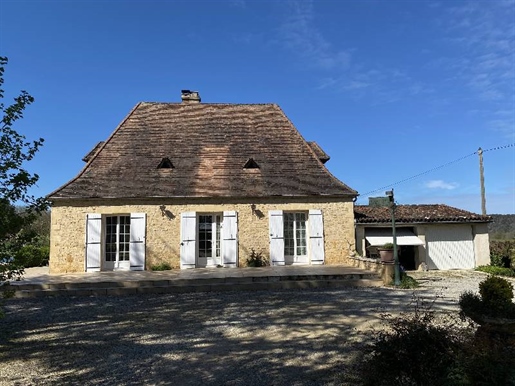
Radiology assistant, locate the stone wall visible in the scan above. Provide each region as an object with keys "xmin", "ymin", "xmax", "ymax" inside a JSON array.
[{"xmin": 50, "ymin": 197, "xmax": 355, "ymax": 273}]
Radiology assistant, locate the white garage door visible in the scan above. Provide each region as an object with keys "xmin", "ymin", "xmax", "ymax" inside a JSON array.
[{"xmin": 426, "ymin": 225, "xmax": 475, "ymax": 270}]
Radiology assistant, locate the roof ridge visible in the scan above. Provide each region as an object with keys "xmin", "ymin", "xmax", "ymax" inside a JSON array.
[{"xmin": 140, "ymin": 101, "xmax": 279, "ymax": 106}]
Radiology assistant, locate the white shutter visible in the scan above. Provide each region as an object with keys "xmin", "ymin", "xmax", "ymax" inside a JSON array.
[
  {"xmin": 309, "ymin": 209, "xmax": 325, "ymax": 265},
  {"xmin": 85, "ymin": 213, "xmax": 102, "ymax": 272},
  {"xmin": 269, "ymin": 210, "xmax": 285, "ymax": 266},
  {"xmin": 130, "ymin": 213, "xmax": 146, "ymax": 271},
  {"xmin": 180, "ymin": 212, "xmax": 197, "ymax": 269},
  {"xmin": 222, "ymin": 211, "xmax": 238, "ymax": 267}
]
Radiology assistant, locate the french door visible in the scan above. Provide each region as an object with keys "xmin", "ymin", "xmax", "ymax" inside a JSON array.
[
  {"xmin": 197, "ymin": 214, "xmax": 222, "ymax": 267},
  {"xmin": 284, "ymin": 212, "xmax": 308, "ymax": 264},
  {"xmin": 104, "ymin": 215, "xmax": 131, "ymax": 270}
]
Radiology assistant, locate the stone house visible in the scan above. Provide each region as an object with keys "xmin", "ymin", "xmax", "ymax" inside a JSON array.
[
  {"xmin": 354, "ymin": 204, "xmax": 491, "ymax": 270},
  {"xmin": 48, "ymin": 91, "xmax": 358, "ymax": 273}
]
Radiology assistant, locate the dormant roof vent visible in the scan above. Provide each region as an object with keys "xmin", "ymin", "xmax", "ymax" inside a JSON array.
[
  {"xmin": 157, "ymin": 157, "xmax": 175, "ymax": 169},
  {"xmin": 181, "ymin": 90, "xmax": 201, "ymax": 104},
  {"xmin": 243, "ymin": 158, "xmax": 260, "ymax": 169}
]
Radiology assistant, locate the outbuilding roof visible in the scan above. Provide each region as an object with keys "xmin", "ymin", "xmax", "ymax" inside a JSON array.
[
  {"xmin": 354, "ymin": 204, "xmax": 491, "ymax": 224},
  {"xmin": 49, "ymin": 101, "xmax": 357, "ymax": 200}
]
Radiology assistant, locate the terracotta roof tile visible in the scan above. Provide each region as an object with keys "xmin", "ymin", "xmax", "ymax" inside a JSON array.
[
  {"xmin": 354, "ymin": 204, "xmax": 491, "ymax": 223},
  {"xmin": 49, "ymin": 102, "xmax": 357, "ymax": 199}
]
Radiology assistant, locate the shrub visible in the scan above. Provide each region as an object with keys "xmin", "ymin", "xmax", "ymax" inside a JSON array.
[
  {"xmin": 246, "ymin": 249, "xmax": 268, "ymax": 267},
  {"xmin": 489, "ymin": 240, "xmax": 515, "ymax": 268},
  {"xmin": 460, "ymin": 276, "xmax": 515, "ymax": 319},
  {"xmin": 358, "ymin": 297, "xmax": 469, "ymax": 386},
  {"xmin": 476, "ymin": 265, "xmax": 515, "ymax": 277},
  {"xmin": 387, "ymin": 270, "xmax": 419, "ymax": 289},
  {"xmin": 399, "ymin": 274, "xmax": 419, "ymax": 289},
  {"xmin": 14, "ymin": 245, "xmax": 49, "ymax": 268},
  {"xmin": 479, "ymin": 275, "xmax": 514, "ymax": 308},
  {"xmin": 458, "ymin": 332, "xmax": 515, "ymax": 386},
  {"xmin": 151, "ymin": 262, "xmax": 172, "ymax": 271},
  {"xmin": 490, "ymin": 252, "xmax": 511, "ymax": 268}
]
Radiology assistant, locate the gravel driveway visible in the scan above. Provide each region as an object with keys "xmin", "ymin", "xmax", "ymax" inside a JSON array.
[{"xmin": 0, "ymin": 270, "xmax": 511, "ymax": 385}]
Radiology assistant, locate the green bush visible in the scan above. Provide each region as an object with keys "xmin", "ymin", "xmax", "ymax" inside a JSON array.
[
  {"xmin": 460, "ymin": 276, "xmax": 515, "ymax": 319},
  {"xmin": 489, "ymin": 240, "xmax": 515, "ymax": 268},
  {"xmin": 358, "ymin": 298, "xmax": 469, "ymax": 386},
  {"xmin": 479, "ymin": 275, "xmax": 514, "ymax": 308},
  {"xmin": 14, "ymin": 245, "xmax": 49, "ymax": 268},
  {"xmin": 151, "ymin": 262, "xmax": 172, "ymax": 271},
  {"xmin": 246, "ymin": 249, "xmax": 269, "ymax": 267},
  {"xmin": 387, "ymin": 270, "xmax": 419, "ymax": 289},
  {"xmin": 399, "ymin": 274, "xmax": 419, "ymax": 289},
  {"xmin": 476, "ymin": 265, "xmax": 515, "ymax": 277}
]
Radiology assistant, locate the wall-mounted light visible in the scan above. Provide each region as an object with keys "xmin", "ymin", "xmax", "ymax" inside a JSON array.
[{"xmin": 159, "ymin": 205, "xmax": 175, "ymax": 220}]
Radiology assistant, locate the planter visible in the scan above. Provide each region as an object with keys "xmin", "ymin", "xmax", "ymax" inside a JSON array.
[{"xmin": 378, "ymin": 248, "xmax": 394, "ymax": 263}]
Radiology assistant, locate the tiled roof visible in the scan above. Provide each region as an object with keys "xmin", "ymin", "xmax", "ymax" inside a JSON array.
[
  {"xmin": 307, "ymin": 141, "xmax": 330, "ymax": 164},
  {"xmin": 49, "ymin": 102, "xmax": 357, "ymax": 199},
  {"xmin": 354, "ymin": 204, "xmax": 491, "ymax": 223}
]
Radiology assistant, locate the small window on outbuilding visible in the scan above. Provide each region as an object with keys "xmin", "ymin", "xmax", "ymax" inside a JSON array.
[
  {"xmin": 243, "ymin": 158, "xmax": 260, "ymax": 169},
  {"xmin": 157, "ymin": 157, "xmax": 174, "ymax": 169}
]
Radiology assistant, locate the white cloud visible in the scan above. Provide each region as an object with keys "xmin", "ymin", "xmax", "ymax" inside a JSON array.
[
  {"xmin": 278, "ymin": 0, "xmax": 351, "ymax": 71},
  {"xmin": 425, "ymin": 180, "xmax": 459, "ymax": 190},
  {"xmin": 432, "ymin": 1, "xmax": 515, "ymax": 129}
]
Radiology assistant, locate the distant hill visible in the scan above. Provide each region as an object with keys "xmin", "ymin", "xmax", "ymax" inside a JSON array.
[{"xmin": 488, "ymin": 214, "xmax": 515, "ymax": 240}]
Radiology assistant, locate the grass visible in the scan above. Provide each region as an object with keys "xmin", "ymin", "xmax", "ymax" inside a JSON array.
[
  {"xmin": 150, "ymin": 262, "xmax": 172, "ymax": 271},
  {"xmin": 475, "ymin": 265, "xmax": 515, "ymax": 277}
]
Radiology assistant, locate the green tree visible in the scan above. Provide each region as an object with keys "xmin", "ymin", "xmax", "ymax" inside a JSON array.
[{"xmin": 0, "ymin": 56, "xmax": 47, "ymax": 298}]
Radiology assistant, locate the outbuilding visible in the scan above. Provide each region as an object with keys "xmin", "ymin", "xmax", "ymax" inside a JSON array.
[{"xmin": 354, "ymin": 204, "xmax": 491, "ymax": 270}]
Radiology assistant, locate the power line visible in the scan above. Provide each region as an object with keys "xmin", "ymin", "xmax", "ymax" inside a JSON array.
[
  {"xmin": 482, "ymin": 143, "xmax": 515, "ymax": 152},
  {"xmin": 358, "ymin": 143, "xmax": 515, "ymax": 199}
]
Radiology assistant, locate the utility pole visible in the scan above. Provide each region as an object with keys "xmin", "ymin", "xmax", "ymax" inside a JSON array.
[
  {"xmin": 386, "ymin": 189, "xmax": 400, "ymax": 286},
  {"xmin": 478, "ymin": 147, "xmax": 486, "ymax": 215}
]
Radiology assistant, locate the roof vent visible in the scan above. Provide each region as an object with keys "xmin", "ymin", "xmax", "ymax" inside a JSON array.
[
  {"xmin": 181, "ymin": 90, "xmax": 201, "ymax": 104},
  {"xmin": 157, "ymin": 157, "xmax": 174, "ymax": 169},
  {"xmin": 243, "ymin": 158, "xmax": 260, "ymax": 169}
]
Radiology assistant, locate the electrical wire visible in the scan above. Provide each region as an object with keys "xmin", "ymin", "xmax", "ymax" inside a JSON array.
[{"xmin": 358, "ymin": 143, "xmax": 515, "ymax": 199}]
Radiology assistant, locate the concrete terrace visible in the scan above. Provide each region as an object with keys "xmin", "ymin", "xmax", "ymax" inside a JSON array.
[{"xmin": 8, "ymin": 265, "xmax": 383, "ymax": 298}]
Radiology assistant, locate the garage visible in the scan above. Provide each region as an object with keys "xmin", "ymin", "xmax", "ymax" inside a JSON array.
[
  {"xmin": 354, "ymin": 204, "xmax": 491, "ymax": 270},
  {"xmin": 425, "ymin": 224, "xmax": 475, "ymax": 270}
]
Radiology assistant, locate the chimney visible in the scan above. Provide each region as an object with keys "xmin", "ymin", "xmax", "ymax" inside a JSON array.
[{"xmin": 181, "ymin": 89, "xmax": 201, "ymax": 104}]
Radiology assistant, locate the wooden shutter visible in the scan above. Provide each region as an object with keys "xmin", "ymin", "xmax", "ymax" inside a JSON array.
[
  {"xmin": 222, "ymin": 211, "xmax": 238, "ymax": 267},
  {"xmin": 180, "ymin": 212, "xmax": 197, "ymax": 269},
  {"xmin": 309, "ymin": 209, "xmax": 325, "ymax": 264},
  {"xmin": 129, "ymin": 213, "xmax": 146, "ymax": 271},
  {"xmin": 85, "ymin": 213, "xmax": 102, "ymax": 272},
  {"xmin": 269, "ymin": 210, "xmax": 285, "ymax": 266}
]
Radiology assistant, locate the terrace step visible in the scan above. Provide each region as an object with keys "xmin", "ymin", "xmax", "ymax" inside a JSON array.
[{"xmin": 9, "ymin": 273, "xmax": 383, "ymax": 298}]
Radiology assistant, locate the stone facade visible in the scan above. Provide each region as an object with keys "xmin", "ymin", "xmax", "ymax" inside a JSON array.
[{"xmin": 50, "ymin": 197, "xmax": 355, "ymax": 273}]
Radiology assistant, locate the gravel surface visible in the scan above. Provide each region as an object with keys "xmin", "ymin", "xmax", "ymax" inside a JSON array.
[{"xmin": 1, "ymin": 270, "xmax": 512, "ymax": 385}]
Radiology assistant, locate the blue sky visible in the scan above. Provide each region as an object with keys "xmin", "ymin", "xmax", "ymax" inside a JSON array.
[{"xmin": 1, "ymin": 0, "xmax": 514, "ymax": 214}]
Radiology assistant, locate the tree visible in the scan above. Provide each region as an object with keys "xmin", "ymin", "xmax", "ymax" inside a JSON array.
[{"xmin": 0, "ymin": 56, "xmax": 47, "ymax": 293}]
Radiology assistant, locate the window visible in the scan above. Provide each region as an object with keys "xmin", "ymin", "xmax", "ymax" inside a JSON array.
[
  {"xmin": 284, "ymin": 212, "xmax": 307, "ymax": 257},
  {"xmin": 105, "ymin": 215, "xmax": 130, "ymax": 263}
]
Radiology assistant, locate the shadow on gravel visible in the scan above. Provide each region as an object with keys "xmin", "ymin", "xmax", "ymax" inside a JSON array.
[{"xmin": 0, "ymin": 287, "xmax": 458, "ymax": 385}]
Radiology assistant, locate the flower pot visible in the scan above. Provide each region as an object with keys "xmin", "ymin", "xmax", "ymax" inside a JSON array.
[{"xmin": 378, "ymin": 248, "xmax": 394, "ymax": 263}]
